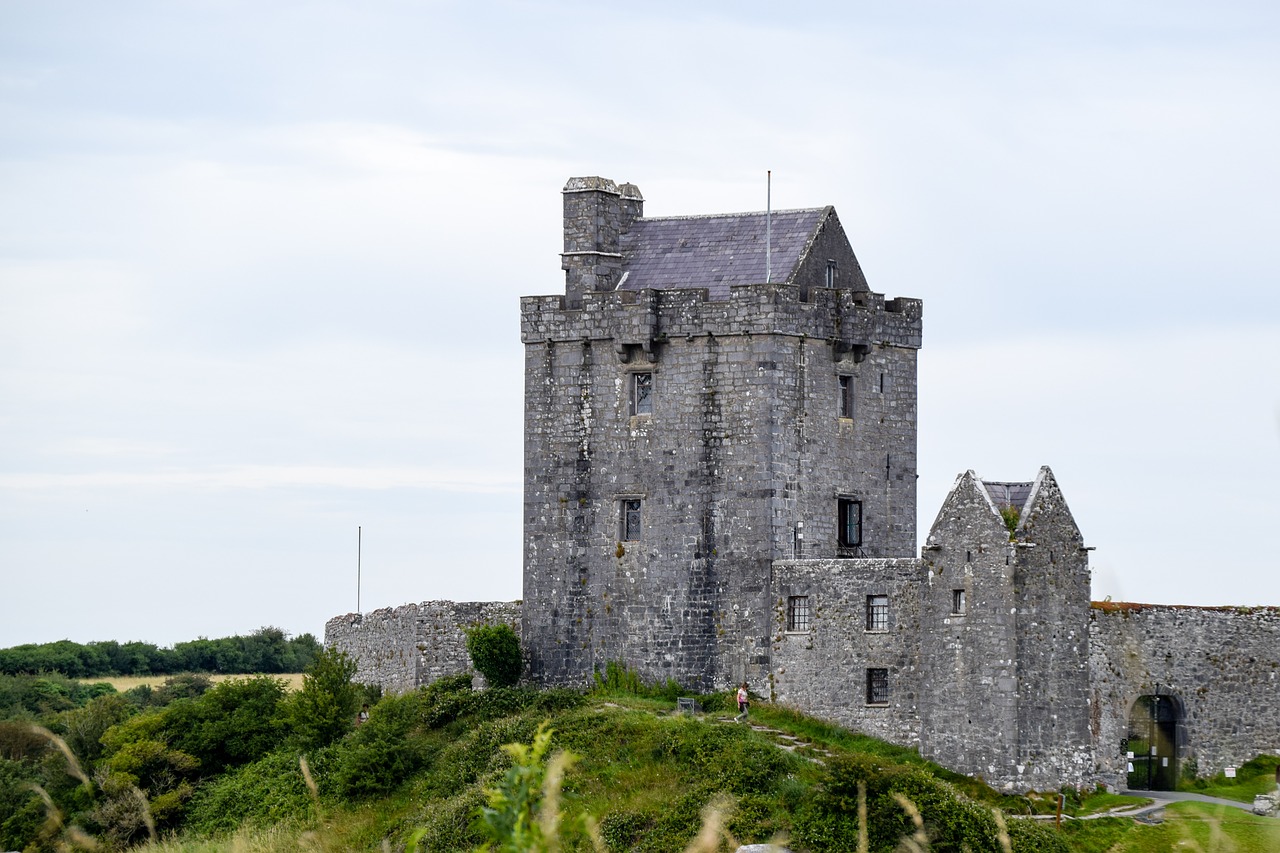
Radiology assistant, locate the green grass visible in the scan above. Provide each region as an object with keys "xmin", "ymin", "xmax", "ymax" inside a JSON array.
[
  {"xmin": 21, "ymin": 677, "xmax": 1280, "ymax": 853},
  {"xmin": 1180, "ymin": 753, "xmax": 1280, "ymax": 803}
]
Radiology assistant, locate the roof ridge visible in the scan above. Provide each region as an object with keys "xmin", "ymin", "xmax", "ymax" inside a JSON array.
[{"xmin": 635, "ymin": 207, "xmax": 826, "ymax": 223}]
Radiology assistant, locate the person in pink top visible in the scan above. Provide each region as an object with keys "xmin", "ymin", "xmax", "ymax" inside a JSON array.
[{"xmin": 735, "ymin": 682, "xmax": 750, "ymax": 723}]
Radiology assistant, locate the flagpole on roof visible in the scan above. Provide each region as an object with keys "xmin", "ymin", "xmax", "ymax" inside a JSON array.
[{"xmin": 766, "ymin": 170, "xmax": 772, "ymax": 284}]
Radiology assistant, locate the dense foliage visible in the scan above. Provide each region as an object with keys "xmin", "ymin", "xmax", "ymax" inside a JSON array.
[
  {"xmin": 466, "ymin": 624, "xmax": 523, "ymax": 688},
  {"xmin": 0, "ymin": 627, "xmax": 321, "ymax": 677},
  {"xmin": 2, "ymin": 654, "xmax": 1263, "ymax": 852}
]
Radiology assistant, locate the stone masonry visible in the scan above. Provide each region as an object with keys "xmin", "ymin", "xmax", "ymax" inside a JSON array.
[
  {"xmin": 522, "ymin": 178, "xmax": 920, "ymax": 693},
  {"xmin": 325, "ymin": 175, "xmax": 1280, "ymax": 793},
  {"xmin": 325, "ymin": 601, "xmax": 519, "ymax": 693}
]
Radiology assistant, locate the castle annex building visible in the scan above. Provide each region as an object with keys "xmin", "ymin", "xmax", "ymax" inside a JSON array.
[{"xmin": 327, "ymin": 177, "xmax": 1280, "ymax": 792}]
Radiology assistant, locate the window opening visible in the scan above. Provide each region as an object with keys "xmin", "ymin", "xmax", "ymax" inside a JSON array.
[
  {"xmin": 866, "ymin": 668, "xmax": 889, "ymax": 705},
  {"xmin": 787, "ymin": 595, "xmax": 811, "ymax": 632},
  {"xmin": 838, "ymin": 498, "xmax": 862, "ymax": 548},
  {"xmin": 838, "ymin": 375, "xmax": 854, "ymax": 419},
  {"xmin": 620, "ymin": 499, "xmax": 642, "ymax": 541},
  {"xmin": 631, "ymin": 372, "xmax": 653, "ymax": 416},
  {"xmin": 952, "ymin": 589, "xmax": 966, "ymax": 615},
  {"xmin": 825, "ymin": 259, "xmax": 837, "ymax": 288},
  {"xmin": 866, "ymin": 595, "xmax": 889, "ymax": 631}
]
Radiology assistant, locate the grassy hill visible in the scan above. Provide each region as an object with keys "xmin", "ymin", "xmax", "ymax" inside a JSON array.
[{"xmin": 7, "ymin": 668, "xmax": 1280, "ymax": 852}]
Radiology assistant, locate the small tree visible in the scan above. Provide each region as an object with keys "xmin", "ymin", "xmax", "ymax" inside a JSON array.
[
  {"xmin": 286, "ymin": 647, "xmax": 360, "ymax": 751},
  {"xmin": 466, "ymin": 624, "xmax": 522, "ymax": 688}
]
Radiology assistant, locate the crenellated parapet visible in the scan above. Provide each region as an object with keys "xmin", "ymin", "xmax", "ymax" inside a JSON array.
[{"xmin": 520, "ymin": 283, "xmax": 922, "ymax": 359}]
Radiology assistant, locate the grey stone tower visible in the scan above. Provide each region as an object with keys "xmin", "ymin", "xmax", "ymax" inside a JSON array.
[
  {"xmin": 521, "ymin": 177, "xmax": 923, "ymax": 691},
  {"xmin": 918, "ymin": 468, "xmax": 1094, "ymax": 789}
]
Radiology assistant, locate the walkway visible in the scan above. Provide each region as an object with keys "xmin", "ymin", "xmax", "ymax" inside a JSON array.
[{"xmin": 1117, "ymin": 789, "xmax": 1260, "ymax": 815}]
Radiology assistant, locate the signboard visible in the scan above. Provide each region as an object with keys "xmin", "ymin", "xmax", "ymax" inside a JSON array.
[{"xmin": 1225, "ymin": 767, "xmax": 1237, "ymax": 778}]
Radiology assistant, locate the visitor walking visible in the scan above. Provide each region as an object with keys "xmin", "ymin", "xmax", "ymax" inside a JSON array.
[{"xmin": 735, "ymin": 682, "xmax": 750, "ymax": 723}]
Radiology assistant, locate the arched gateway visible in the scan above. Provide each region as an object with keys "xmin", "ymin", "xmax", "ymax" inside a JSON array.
[{"xmin": 1126, "ymin": 692, "xmax": 1185, "ymax": 790}]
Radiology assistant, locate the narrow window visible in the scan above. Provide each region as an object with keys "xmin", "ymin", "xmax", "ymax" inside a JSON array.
[
  {"xmin": 838, "ymin": 498, "xmax": 862, "ymax": 549},
  {"xmin": 952, "ymin": 589, "xmax": 967, "ymax": 615},
  {"xmin": 620, "ymin": 499, "xmax": 642, "ymax": 541},
  {"xmin": 786, "ymin": 595, "xmax": 811, "ymax": 632},
  {"xmin": 866, "ymin": 668, "xmax": 889, "ymax": 705},
  {"xmin": 631, "ymin": 372, "xmax": 653, "ymax": 416},
  {"xmin": 866, "ymin": 595, "xmax": 889, "ymax": 631},
  {"xmin": 838, "ymin": 375, "xmax": 854, "ymax": 419},
  {"xmin": 825, "ymin": 259, "xmax": 838, "ymax": 288}
]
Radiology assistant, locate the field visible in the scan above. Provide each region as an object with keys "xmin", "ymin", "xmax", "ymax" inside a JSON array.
[{"xmin": 82, "ymin": 672, "xmax": 307, "ymax": 692}]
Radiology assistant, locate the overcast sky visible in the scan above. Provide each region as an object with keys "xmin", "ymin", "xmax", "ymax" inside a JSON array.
[{"xmin": 2, "ymin": 1, "xmax": 1277, "ymax": 650}]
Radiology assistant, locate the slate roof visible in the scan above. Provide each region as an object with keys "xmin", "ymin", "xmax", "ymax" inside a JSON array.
[
  {"xmin": 981, "ymin": 480, "xmax": 1034, "ymax": 513},
  {"xmin": 617, "ymin": 208, "xmax": 827, "ymax": 301}
]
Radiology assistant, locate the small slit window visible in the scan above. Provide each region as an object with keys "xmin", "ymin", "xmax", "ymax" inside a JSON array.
[
  {"xmin": 838, "ymin": 498, "xmax": 862, "ymax": 549},
  {"xmin": 952, "ymin": 589, "xmax": 966, "ymax": 615},
  {"xmin": 631, "ymin": 372, "xmax": 652, "ymax": 416},
  {"xmin": 838, "ymin": 375, "xmax": 854, "ymax": 419},
  {"xmin": 866, "ymin": 668, "xmax": 889, "ymax": 705},
  {"xmin": 786, "ymin": 595, "xmax": 811, "ymax": 632},
  {"xmin": 620, "ymin": 499, "xmax": 642, "ymax": 541}
]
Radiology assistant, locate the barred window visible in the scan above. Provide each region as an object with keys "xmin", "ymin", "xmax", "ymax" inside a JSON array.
[
  {"xmin": 866, "ymin": 595, "xmax": 889, "ymax": 632},
  {"xmin": 620, "ymin": 499, "xmax": 642, "ymax": 541},
  {"xmin": 866, "ymin": 668, "xmax": 889, "ymax": 705},
  {"xmin": 787, "ymin": 595, "xmax": 811, "ymax": 632}
]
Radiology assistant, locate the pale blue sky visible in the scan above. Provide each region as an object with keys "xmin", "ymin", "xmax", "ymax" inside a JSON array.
[{"xmin": 2, "ymin": 1, "xmax": 1277, "ymax": 648}]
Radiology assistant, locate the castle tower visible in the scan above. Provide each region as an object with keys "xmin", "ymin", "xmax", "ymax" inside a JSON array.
[
  {"xmin": 919, "ymin": 467, "xmax": 1094, "ymax": 789},
  {"xmin": 521, "ymin": 177, "xmax": 923, "ymax": 690}
]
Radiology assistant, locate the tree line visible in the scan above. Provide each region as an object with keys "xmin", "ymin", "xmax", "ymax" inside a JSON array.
[{"xmin": 0, "ymin": 627, "xmax": 321, "ymax": 678}]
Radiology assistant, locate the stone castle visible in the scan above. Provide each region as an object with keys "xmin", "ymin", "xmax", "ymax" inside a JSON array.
[{"xmin": 327, "ymin": 176, "xmax": 1280, "ymax": 792}]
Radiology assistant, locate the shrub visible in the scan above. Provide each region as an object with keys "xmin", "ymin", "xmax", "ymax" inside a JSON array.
[
  {"xmin": 285, "ymin": 647, "xmax": 360, "ymax": 752},
  {"xmin": 163, "ymin": 676, "xmax": 289, "ymax": 774},
  {"xmin": 332, "ymin": 691, "xmax": 439, "ymax": 798},
  {"xmin": 467, "ymin": 624, "xmax": 522, "ymax": 688},
  {"xmin": 184, "ymin": 748, "xmax": 331, "ymax": 834},
  {"xmin": 590, "ymin": 660, "xmax": 684, "ymax": 701},
  {"xmin": 58, "ymin": 692, "xmax": 134, "ymax": 765},
  {"xmin": 792, "ymin": 752, "xmax": 1069, "ymax": 853}
]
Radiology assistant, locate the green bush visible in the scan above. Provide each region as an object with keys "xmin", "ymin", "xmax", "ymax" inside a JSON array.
[
  {"xmin": 466, "ymin": 624, "xmax": 523, "ymax": 688},
  {"xmin": 285, "ymin": 647, "xmax": 360, "ymax": 752},
  {"xmin": 184, "ymin": 748, "xmax": 330, "ymax": 834},
  {"xmin": 333, "ymin": 691, "xmax": 438, "ymax": 798},
  {"xmin": 57, "ymin": 692, "xmax": 134, "ymax": 764},
  {"xmin": 792, "ymin": 752, "xmax": 1069, "ymax": 853},
  {"xmin": 163, "ymin": 676, "xmax": 289, "ymax": 775}
]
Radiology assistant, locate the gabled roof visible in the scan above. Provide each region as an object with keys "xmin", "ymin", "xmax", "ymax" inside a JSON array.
[{"xmin": 617, "ymin": 208, "xmax": 828, "ymax": 301}]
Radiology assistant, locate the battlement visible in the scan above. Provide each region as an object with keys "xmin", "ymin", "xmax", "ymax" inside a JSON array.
[{"xmin": 520, "ymin": 282, "xmax": 922, "ymax": 353}]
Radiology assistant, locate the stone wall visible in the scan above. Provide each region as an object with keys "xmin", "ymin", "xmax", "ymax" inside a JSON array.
[
  {"xmin": 520, "ymin": 282, "xmax": 921, "ymax": 692},
  {"xmin": 771, "ymin": 558, "xmax": 923, "ymax": 748},
  {"xmin": 1090, "ymin": 603, "xmax": 1280, "ymax": 786},
  {"xmin": 325, "ymin": 600, "xmax": 520, "ymax": 694}
]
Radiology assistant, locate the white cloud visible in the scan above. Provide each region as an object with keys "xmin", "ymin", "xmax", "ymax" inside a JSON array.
[{"xmin": 0, "ymin": 465, "xmax": 518, "ymax": 493}]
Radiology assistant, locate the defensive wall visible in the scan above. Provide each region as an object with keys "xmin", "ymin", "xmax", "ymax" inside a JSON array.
[
  {"xmin": 1090, "ymin": 603, "xmax": 1280, "ymax": 784},
  {"xmin": 324, "ymin": 600, "xmax": 519, "ymax": 694}
]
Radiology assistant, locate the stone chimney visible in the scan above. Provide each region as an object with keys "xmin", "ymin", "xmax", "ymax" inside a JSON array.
[{"xmin": 561, "ymin": 177, "xmax": 643, "ymax": 308}]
